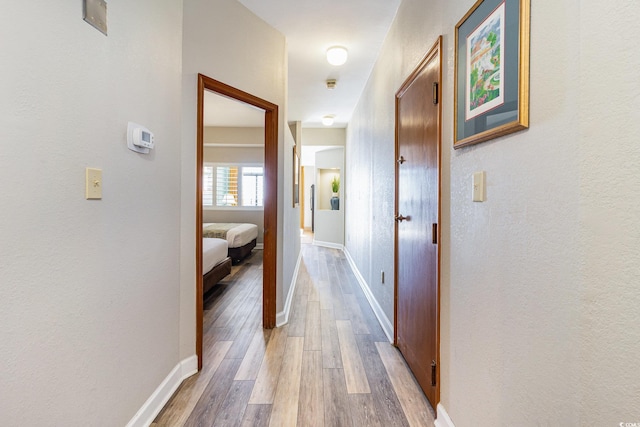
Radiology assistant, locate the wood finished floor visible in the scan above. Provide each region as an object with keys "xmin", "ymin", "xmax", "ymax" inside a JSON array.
[{"xmin": 153, "ymin": 238, "xmax": 435, "ymax": 426}]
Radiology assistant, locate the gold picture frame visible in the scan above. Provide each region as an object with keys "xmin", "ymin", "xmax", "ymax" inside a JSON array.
[{"xmin": 454, "ymin": 0, "xmax": 530, "ymax": 149}]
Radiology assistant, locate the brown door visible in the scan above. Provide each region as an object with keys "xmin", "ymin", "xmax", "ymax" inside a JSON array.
[{"xmin": 394, "ymin": 37, "xmax": 441, "ymax": 409}]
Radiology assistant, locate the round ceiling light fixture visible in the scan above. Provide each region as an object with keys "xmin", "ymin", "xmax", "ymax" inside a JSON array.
[
  {"xmin": 322, "ymin": 115, "xmax": 335, "ymax": 126},
  {"xmin": 326, "ymin": 46, "xmax": 348, "ymax": 66}
]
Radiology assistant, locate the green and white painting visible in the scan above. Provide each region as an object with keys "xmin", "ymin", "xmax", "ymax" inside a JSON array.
[{"xmin": 465, "ymin": 2, "xmax": 505, "ymax": 120}]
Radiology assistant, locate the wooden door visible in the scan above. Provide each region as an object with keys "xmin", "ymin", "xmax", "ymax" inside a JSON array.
[{"xmin": 394, "ymin": 37, "xmax": 442, "ymax": 409}]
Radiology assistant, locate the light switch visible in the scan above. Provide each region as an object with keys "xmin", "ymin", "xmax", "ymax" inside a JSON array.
[
  {"xmin": 86, "ymin": 168, "xmax": 102, "ymax": 199},
  {"xmin": 472, "ymin": 171, "xmax": 485, "ymax": 202}
]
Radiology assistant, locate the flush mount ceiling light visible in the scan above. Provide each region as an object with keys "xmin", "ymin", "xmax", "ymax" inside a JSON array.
[
  {"xmin": 322, "ymin": 115, "xmax": 335, "ymax": 126},
  {"xmin": 326, "ymin": 46, "xmax": 348, "ymax": 66}
]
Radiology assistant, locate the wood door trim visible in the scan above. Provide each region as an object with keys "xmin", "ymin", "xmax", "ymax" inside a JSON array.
[
  {"xmin": 196, "ymin": 74, "xmax": 278, "ymax": 370},
  {"xmin": 393, "ymin": 36, "xmax": 442, "ymax": 404}
]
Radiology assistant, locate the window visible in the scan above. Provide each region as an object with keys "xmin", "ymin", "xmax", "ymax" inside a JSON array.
[{"xmin": 203, "ymin": 163, "xmax": 264, "ymax": 209}]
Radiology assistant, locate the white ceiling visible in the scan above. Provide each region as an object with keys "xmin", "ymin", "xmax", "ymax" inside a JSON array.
[{"xmin": 205, "ymin": 0, "xmax": 401, "ymax": 129}]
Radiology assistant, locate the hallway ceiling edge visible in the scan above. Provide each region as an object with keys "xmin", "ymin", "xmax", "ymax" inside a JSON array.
[{"xmin": 236, "ymin": 0, "xmax": 402, "ymax": 128}]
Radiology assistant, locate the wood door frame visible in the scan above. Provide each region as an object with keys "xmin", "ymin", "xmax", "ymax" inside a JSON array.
[
  {"xmin": 393, "ymin": 36, "xmax": 442, "ymax": 403},
  {"xmin": 300, "ymin": 166, "xmax": 305, "ymax": 228},
  {"xmin": 196, "ymin": 74, "xmax": 278, "ymax": 370}
]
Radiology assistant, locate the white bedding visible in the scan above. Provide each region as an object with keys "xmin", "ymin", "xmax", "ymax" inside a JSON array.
[
  {"xmin": 203, "ymin": 238, "xmax": 228, "ymax": 275},
  {"xmin": 202, "ymin": 223, "xmax": 259, "ymax": 248}
]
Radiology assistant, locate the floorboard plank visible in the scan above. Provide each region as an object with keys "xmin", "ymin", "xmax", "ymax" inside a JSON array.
[
  {"xmin": 322, "ymin": 368, "xmax": 352, "ymax": 427},
  {"xmin": 269, "ymin": 337, "xmax": 304, "ymax": 427},
  {"xmin": 235, "ymin": 328, "xmax": 272, "ymax": 381},
  {"xmin": 330, "ymin": 281, "xmax": 349, "ymax": 321},
  {"xmin": 375, "ymin": 342, "xmax": 435, "ymax": 427},
  {"xmin": 212, "ymin": 380, "xmax": 254, "ymax": 427},
  {"xmin": 211, "ymin": 270, "xmax": 261, "ymax": 331},
  {"xmin": 353, "ymin": 292, "xmax": 389, "ymax": 342},
  {"xmin": 224, "ymin": 292, "xmax": 265, "ymax": 359},
  {"xmin": 304, "ymin": 301, "xmax": 322, "ymax": 351},
  {"xmin": 204, "ymin": 263, "xmax": 256, "ymax": 328},
  {"xmin": 240, "ymin": 404, "xmax": 272, "ymax": 427},
  {"xmin": 343, "ymin": 293, "xmax": 370, "ymax": 335},
  {"xmin": 154, "ymin": 340, "xmax": 232, "ymax": 426},
  {"xmin": 152, "ymin": 377, "xmax": 196, "ymax": 426},
  {"xmin": 287, "ymin": 290, "xmax": 308, "ymax": 337},
  {"xmin": 184, "ymin": 357, "xmax": 242, "ymax": 427},
  {"xmin": 356, "ymin": 335, "xmax": 410, "ymax": 427},
  {"xmin": 248, "ymin": 325, "xmax": 289, "ymax": 404},
  {"xmin": 306, "ymin": 265, "xmax": 320, "ymax": 302},
  {"xmin": 320, "ymin": 308, "xmax": 343, "ymax": 369},
  {"xmin": 317, "ymin": 278, "xmax": 333, "ymax": 311},
  {"xmin": 348, "ymin": 393, "xmax": 384, "ymax": 427},
  {"xmin": 297, "ymin": 351, "xmax": 324, "ymax": 427},
  {"xmin": 336, "ymin": 320, "xmax": 371, "ymax": 394}
]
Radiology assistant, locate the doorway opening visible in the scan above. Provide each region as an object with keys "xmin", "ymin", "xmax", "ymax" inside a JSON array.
[{"xmin": 196, "ymin": 74, "xmax": 278, "ymax": 370}]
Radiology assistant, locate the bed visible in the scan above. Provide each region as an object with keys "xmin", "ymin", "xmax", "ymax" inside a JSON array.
[
  {"xmin": 202, "ymin": 238, "xmax": 232, "ymax": 295},
  {"xmin": 202, "ymin": 223, "xmax": 258, "ymax": 263}
]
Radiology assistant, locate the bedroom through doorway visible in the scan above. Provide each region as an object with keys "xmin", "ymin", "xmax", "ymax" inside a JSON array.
[{"xmin": 196, "ymin": 74, "xmax": 278, "ymax": 371}]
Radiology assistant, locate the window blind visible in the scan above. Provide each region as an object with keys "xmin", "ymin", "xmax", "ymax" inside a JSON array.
[
  {"xmin": 216, "ymin": 166, "xmax": 238, "ymax": 206},
  {"xmin": 202, "ymin": 163, "xmax": 264, "ymax": 208}
]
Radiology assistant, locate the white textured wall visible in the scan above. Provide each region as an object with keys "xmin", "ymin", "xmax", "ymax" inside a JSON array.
[
  {"xmin": 181, "ymin": 0, "xmax": 297, "ymax": 351},
  {"xmin": 0, "ymin": 1, "xmax": 183, "ymax": 425},
  {"xmin": 346, "ymin": 0, "xmax": 640, "ymax": 425},
  {"xmin": 282, "ymin": 127, "xmax": 301, "ymax": 310},
  {"xmin": 578, "ymin": 2, "xmax": 640, "ymax": 422},
  {"xmin": 445, "ymin": 0, "xmax": 583, "ymax": 423}
]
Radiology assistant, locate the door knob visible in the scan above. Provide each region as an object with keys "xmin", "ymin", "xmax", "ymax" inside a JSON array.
[
  {"xmin": 397, "ymin": 156, "xmax": 406, "ymax": 164},
  {"xmin": 395, "ymin": 214, "xmax": 409, "ymax": 222}
]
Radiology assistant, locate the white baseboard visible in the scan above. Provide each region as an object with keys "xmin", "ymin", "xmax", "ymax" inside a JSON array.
[
  {"xmin": 342, "ymin": 248, "xmax": 394, "ymax": 342},
  {"xmin": 276, "ymin": 249, "xmax": 302, "ymax": 326},
  {"xmin": 435, "ymin": 403, "xmax": 456, "ymax": 427},
  {"xmin": 126, "ymin": 355, "xmax": 198, "ymax": 427},
  {"xmin": 312, "ymin": 240, "xmax": 344, "ymax": 250},
  {"xmin": 255, "ymin": 243, "xmax": 264, "ymax": 250}
]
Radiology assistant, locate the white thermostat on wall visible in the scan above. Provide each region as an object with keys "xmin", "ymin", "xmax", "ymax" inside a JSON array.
[{"xmin": 127, "ymin": 122, "xmax": 155, "ymax": 154}]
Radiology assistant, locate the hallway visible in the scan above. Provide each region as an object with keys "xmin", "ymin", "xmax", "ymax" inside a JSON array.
[{"xmin": 153, "ymin": 242, "xmax": 434, "ymax": 426}]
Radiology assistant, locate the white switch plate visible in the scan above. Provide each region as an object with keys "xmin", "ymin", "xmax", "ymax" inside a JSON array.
[
  {"xmin": 86, "ymin": 168, "xmax": 102, "ymax": 199},
  {"xmin": 472, "ymin": 171, "xmax": 485, "ymax": 202}
]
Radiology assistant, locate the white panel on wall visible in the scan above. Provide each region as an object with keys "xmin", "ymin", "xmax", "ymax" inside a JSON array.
[{"xmin": 314, "ymin": 148, "xmax": 344, "ymax": 246}]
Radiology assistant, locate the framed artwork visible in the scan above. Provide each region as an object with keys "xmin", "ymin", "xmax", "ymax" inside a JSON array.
[
  {"xmin": 454, "ymin": 0, "xmax": 530, "ymax": 148},
  {"xmin": 292, "ymin": 145, "xmax": 300, "ymax": 207}
]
